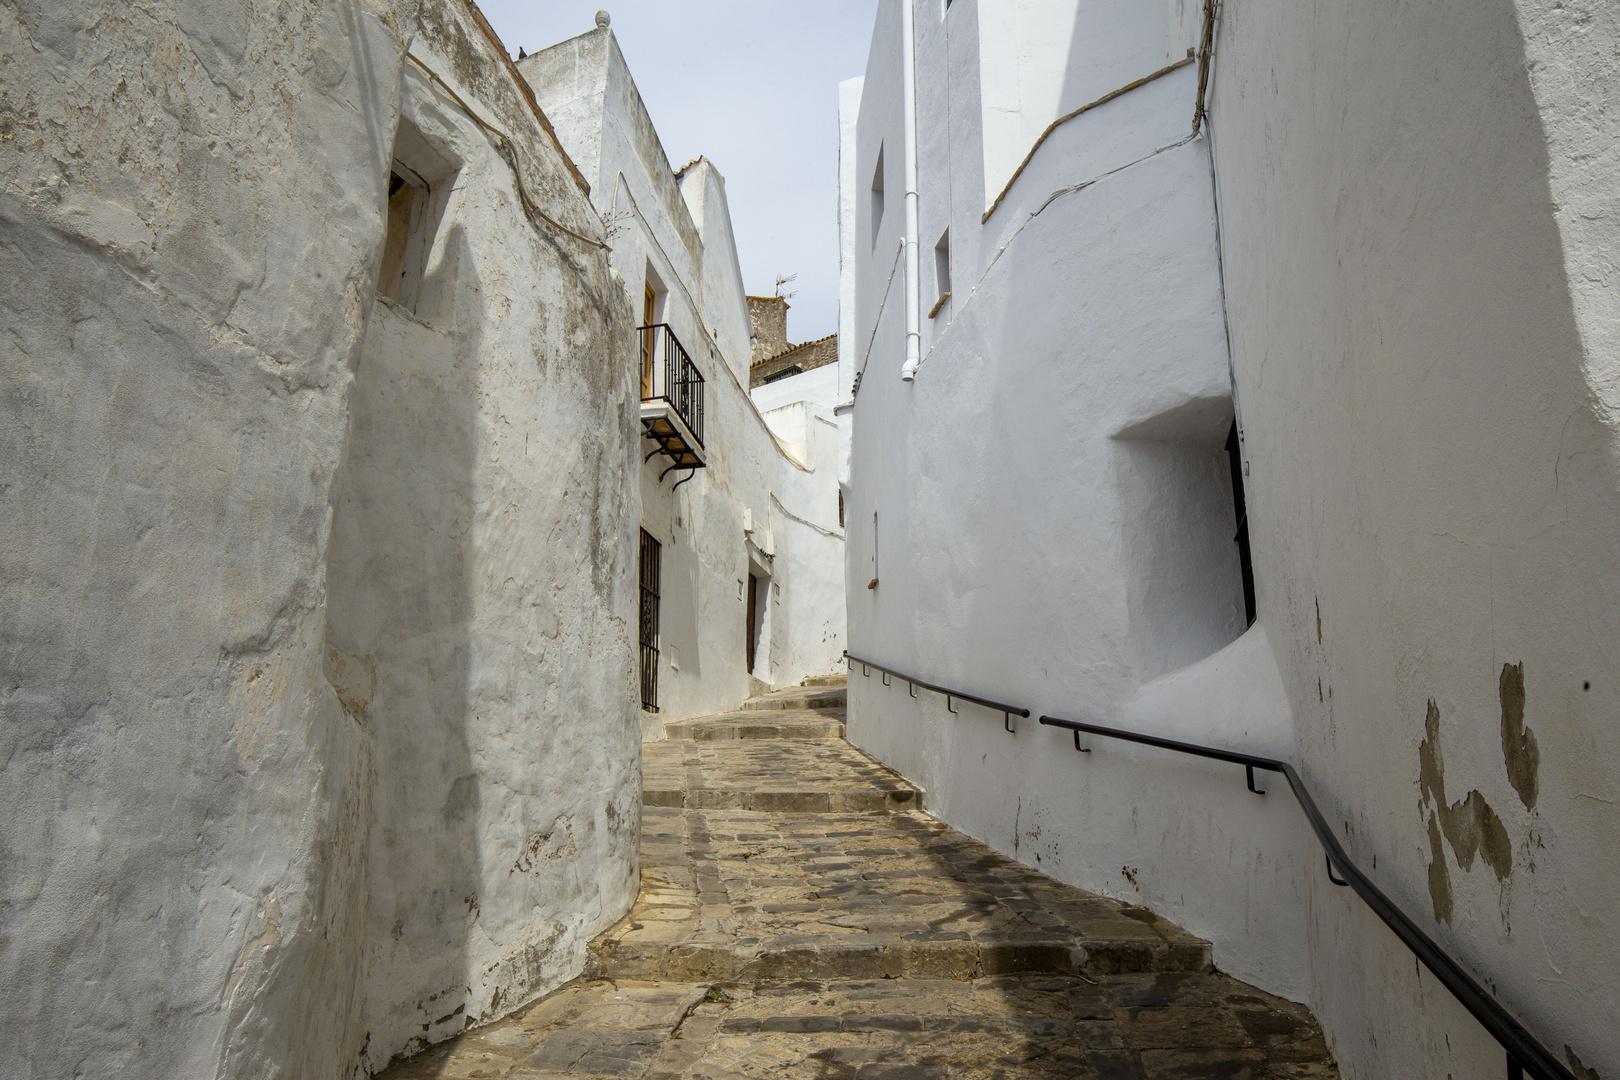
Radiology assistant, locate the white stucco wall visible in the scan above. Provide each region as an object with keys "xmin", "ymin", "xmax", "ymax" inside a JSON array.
[
  {"xmin": 973, "ymin": 0, "xmax": 1202, "ymax": 210},
  {"xmin": 842, "ymin": 0, "xmax": 1316, "ymax": 1009},
  {"xmin": 328, "ymin": 22, "xmax": 643, "ymax": 1070},
  {"xmin": 1, "ymin": 3, "xmax": 642, "ymax": 1077},
  {"xmin": 1205, "ymin": 1, "xmax": 1620, "ymax": 1076},
  {"xmin": 845, "ymin": 0, "xmax": 1620, "ymax": 1076},
  {"xmin": 526, "ymin": 29, "xmax": 846, "ymax": 733},
  {"xmin": 750, "ymin": 363, "xmax": 841, "ymax": 414},
  {"xmin": 836, "ymin": 76, "xmax": 865, "ymax": 492}
]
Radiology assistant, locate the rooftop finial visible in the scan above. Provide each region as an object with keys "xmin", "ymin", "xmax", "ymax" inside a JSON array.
[{"xmin": 595, "ymin": 10, "xmax": 610, "ymax": 28}]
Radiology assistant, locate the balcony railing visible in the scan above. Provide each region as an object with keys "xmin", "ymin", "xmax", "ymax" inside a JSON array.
[{"xmin": 639, "ymin": 323, "xmax": 705, "ymax": 451}]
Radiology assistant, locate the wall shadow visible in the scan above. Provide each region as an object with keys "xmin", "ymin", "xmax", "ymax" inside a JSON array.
[{"xmin": 324, "ymin": 223, "xmax": 483, "ymax": 1067}]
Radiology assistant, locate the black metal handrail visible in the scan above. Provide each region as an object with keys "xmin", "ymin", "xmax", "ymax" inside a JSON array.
[
  {"xmin": 638, "ymin": 323, "xmax": 705, "ymax": 447},
  {"xmin": 843, "ymin": 651, "xmax": 1030, "ymax": 732},
  {"xmin": 1036, "ymin": 714, "xmax": 1573, "ymax": 1080}
]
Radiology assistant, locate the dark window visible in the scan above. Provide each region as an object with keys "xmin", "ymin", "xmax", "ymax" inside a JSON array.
[
  {"xmin": 745, "ymin": 573, "xmax": 760, "ymax": 675},
  {"xmin": 639, "ymin": 529, "xmax": 661, "ymax": 710},
  {"xmin": 1225, "ymin": 422, "xmax": 1256, "ymax": 626},
  {"xmin": 870, "ymin": 145, "xmax": 885, "ymax": 247},
  {"xmin": 838, "ymin": 490, "xmax": 844, "ymax": 529},
  {"xmin": 762, "ymin": 365, "xmax": 803, "ymax": 384},
  {"xmin": 377, "ymin": 171, "xmax": 423, "ymax": 306}
]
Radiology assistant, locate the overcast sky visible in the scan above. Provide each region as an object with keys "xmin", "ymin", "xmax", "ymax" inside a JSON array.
[{"xmin": 479, "ymin": 1, "xmax": 878, "ymax": 343}]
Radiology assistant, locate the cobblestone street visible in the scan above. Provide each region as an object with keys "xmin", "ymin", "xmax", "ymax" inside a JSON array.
[{"xmin": 382, "ymin": 682, "xmax": 1339, "ymax": 1079}]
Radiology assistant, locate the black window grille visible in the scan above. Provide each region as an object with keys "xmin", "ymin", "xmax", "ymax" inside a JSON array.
[{"xmin": 639, "ymin": 529, "xmax": 661, "ymax": 711}]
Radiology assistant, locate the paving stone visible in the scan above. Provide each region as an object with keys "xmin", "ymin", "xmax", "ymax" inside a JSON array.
[
  {"xmin": 735, "ymin": 684, "xmax": 848, "ymax": 712},
  {"xmin": 664, "ymin": 707, "xmax": 846, "ymax": 742},
  {"xmin": 378, "ymin": 686, "xmax": 1338, "ymax": 1080},
  {"xmin": 641, "ymin": 739, "xmax": 922, "ymax": 812},
  {"xmin": 593, "ymin": 806, "xmax": 1206, "ymax": 982}
]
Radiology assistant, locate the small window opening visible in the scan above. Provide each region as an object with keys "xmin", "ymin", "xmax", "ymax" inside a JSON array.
[
  {"xmin": 1225, "ymin": 421, "xmax": 1257, "ymax": 626},
  {"xmin": 838, "ymin": 490, "xmax": 845, "ymax": 529},
  {"xmin": 868, "ymin": 511, "xmax": 879, "ymax": 590},
  {"xmin": 930, "ymin": 229, "xmax": 951, "ymax": 319},
  {"xmin": 375, "ymin": 119, "xmax": 457, "ymax": 318},
  {"xmin": 870, "ymin": 145, "xmax": 885, "ymax": 247},
  {"xmin": 377, "ymin": 168, "xmax": 429, "ymax": 308}
]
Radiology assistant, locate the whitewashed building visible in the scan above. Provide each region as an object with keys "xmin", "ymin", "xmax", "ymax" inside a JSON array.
[
  {"xmin": 841, "ymin": 2, "xmax": 1620, "ymax": 1078},
  {"xmin": 1, "ymin": 1, "xmax": 644, "ymax": 1076},
  {"xmin": 522, "ymin": 17, "xmax": 846, "ymax": 736},
  {"xmin": 0, "ymin": 1, "xmax": 845, "ymax": 1077}
]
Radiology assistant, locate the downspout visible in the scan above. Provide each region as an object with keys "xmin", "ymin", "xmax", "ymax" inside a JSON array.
[{"xmin": 899, "ymin": 0, "xmax": 922, "ymax": 381}]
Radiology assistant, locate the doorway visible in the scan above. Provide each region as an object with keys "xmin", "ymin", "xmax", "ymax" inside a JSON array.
[
  {"xmin": 639, "ymin": 529, "xmax": 661, "ymax": 711},
  {"xmin": 641, "ymin": 283, "xmax": 657, "ymax": 399},
  {"xmin": 744, "ymin": 573, "xmax": 759, "ymax": 676}
]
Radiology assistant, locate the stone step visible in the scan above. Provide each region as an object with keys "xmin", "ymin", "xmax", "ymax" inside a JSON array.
[
  {"xmin": 380, "ymin": 971, "xmax": 1338, "ymax": 1080},
  {"xmin": 737, "ymin": 684, "xmax": 846, "ymax": 712},
  {"xmin": 663, "ymin": 706, "xmax": 845, "ymax": 742},
  {"xmin": 588, "ymin": 807, "xmax": 1211, "ymax": 984},
  {"xmin": 641, "ymin": 740, "xmax": 919, "ymax": 813},
  {"xmin": 799, "ymin": 673, "xmax": 848, "ymax": 687}
]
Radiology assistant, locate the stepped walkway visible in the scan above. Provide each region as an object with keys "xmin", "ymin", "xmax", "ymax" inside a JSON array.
[{"xmin": 382, "ymin": 680, "xmax": 1338, "ymax": 1079}]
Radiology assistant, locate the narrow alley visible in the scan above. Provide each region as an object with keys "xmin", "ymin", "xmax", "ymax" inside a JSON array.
[{"xmin": 381, "ymin": 679, "xmax": 1338, "ymax": 1079}]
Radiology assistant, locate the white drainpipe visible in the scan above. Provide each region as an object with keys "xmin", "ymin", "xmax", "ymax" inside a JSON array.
[{"xmin": 899, "ymin": 0, "xmax": 922, "ymax": 382}]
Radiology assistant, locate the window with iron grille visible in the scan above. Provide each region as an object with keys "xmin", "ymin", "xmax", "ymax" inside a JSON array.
[{"xmin": 639, "ymin": 529, "xmax": 661, "ymax": 711}]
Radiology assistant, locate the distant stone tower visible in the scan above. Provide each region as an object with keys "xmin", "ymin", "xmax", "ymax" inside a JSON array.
[{"xmin": 747, "ymin": 295, "xmax": 790, "ymax": 364}]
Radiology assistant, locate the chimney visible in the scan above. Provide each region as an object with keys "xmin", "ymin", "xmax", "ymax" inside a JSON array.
[{"xmin": 747, "ymin": 296, "xmax": 790, "ymax": 364}]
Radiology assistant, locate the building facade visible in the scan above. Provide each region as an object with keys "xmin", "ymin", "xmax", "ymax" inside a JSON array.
[
  {"xmin": 1, "ymin": 2, "xmax": 843, "ymax": 1078},
  {"xmin": 522, "ymin": 22, "xmax": 846, "ymax": 734},
  {"xmin": 841, "ymin": 1, "xmax": 1620, "ymax": 1078}
]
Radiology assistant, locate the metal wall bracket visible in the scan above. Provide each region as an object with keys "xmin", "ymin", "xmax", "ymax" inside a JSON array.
[
  {"xmin": 1004, "ymin": 711, "xmax": 1016, "ymax": 734},
  {"xmin": 1246, "ymin": 765, "xmax": 1266, "ymax": 795},
  {"xmin": 1326, "ymin": 856, "xmax": 1350, "ymax": 887},
  {"xmin": 1072, "ymin": 729, "xmax": 1090, "ymax": 753}
]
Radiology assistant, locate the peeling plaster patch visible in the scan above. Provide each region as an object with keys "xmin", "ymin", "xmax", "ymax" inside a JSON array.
[
  {"xmin": 1419, "ymin": 700, "xmax": 1512, "ymax": 891},
  {"xmin": 511, "ymin": 818, "xmax": 578, "ymax": 875},
  {"xmin": 1566, "ymin": 1046, "xmax": 1601, "ymax": 1080},
  {"xmin": 1499, "ymin": 662, "xmax": 1540, "ymax": 811},
  {"xmin": 224, "ymin": 896, "xmax": 283, "ymax": 1002},
  {"xmin": 322, "ymin": 643, "xmax": 374, "ymax": 723},
  {"xmin": 1426, "ymin": 814, "xmax": 1454, "ymax": 924}
]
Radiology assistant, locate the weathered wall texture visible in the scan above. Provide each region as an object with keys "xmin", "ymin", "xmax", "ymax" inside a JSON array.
[
  {"xmin": 1, "ymin": 1, "xmax": 641, "ymax": 1077},
  {"xmin": 747, "ymin": 295, "xmax": 790, "ymax": 363},
  {"xmin": 525, "ymin": 28, "xmax": 846, "ymax": 731},
  {"xmin": 1207, "ymin": 0, "xmax": 1620, "ymax": 1075},
  {"xmin": 843, "ymin": 0, "xmax": 1316, "ymax": 1004},
  {"xmin": 334, "ymin": 4, "xmax": 642, "ymax": 1071},
  {"xmin": 844, "ymin": 0, "xmax": 1620, "ymax": 1075}
]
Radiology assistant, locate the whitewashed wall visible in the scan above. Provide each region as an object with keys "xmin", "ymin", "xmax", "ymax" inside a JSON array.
[
  {"xmin": 843, "ymin": 0, "xmax": 1317, "ymax": 1009},
  {"xmin": 525, "ymin": 28, "xmax": 846, "ymax": 732},
  {"xmin": 836, "ymin": 76, "xmax": 865, "ymax": 493},
  {"xmin": 329, "ymin": 11, "xmax": 644, "ymax": 1069},
  {"xmin": 0, "ymin": 2, "xmax": 643, "ymax": 1077},
  {"xmin": 751, "ymin": 364, "xmax": 840, "ymax": 414},
  {"xmin": 1206, "ymin": 0, "xmax": 1620, "ymax": 1076},
  {"xmin": 847, "ymin": 0, "xmax": 1620, "ymax": 1076}
]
